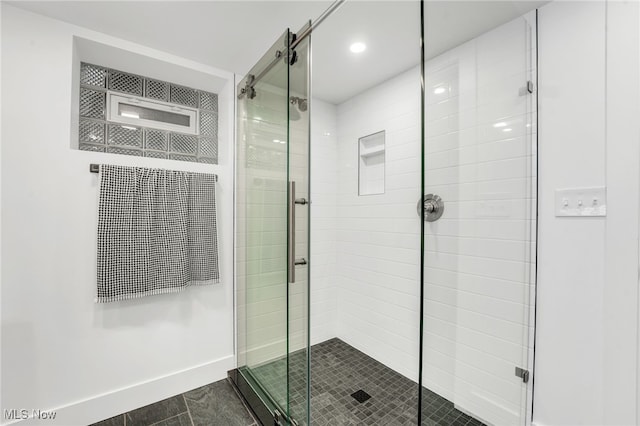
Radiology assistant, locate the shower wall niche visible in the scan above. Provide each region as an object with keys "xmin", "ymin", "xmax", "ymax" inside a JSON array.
[{"xmin": 358, "ymin": 130, "xmax": 385, "ymax": 195}]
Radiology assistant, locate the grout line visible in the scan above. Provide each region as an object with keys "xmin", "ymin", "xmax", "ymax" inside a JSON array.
[
  {"xmin": 148, "ymin": 412, "xmax": 186, "ymax": 426},
  {"xmin": 183, "ymin": 394, "xmax": 195, "ymax": 426}
]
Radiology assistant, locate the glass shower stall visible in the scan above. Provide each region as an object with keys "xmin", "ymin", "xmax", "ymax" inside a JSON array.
[{"xmin": 231, "ymin": 1, "xmax": 537, "ymax": 425}]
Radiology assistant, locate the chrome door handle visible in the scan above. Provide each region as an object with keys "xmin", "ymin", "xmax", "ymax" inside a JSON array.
[
  {"xmin": 289, "ymin": 181, "xmax": 296, "ymax": 283},
  {"xmin": 288, "ymin": 182, "xmax": 308, "ymax": 283}
]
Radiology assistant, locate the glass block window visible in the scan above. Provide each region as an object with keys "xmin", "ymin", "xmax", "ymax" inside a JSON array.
[{"xmin": 78, "ymin": 62, "xmax": 219, "ymax": 164}]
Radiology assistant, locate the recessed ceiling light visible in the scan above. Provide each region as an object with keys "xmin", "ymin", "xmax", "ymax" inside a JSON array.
[
  {"xmin": 434, "ymin": 87, "xmax": 446, "ymax": 95},
  {"xmin": 503, "ymin": 128, "xmax": 512, "ymax": 132},
  {"xmin": 493, "ymin": 122, "xmax": 507, "ymax": 128},
  {"xmin": 273, "ymin": 139, "xmax": 281, "ymax": 143},
  {"xmin": 350, "ymin": 42, "xmax": 366, "ymax": 53}
]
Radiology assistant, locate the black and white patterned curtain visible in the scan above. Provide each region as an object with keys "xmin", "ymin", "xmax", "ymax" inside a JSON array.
[{"xmin": 96, "ymin": 165, "xmax": 219, "ymax": 302}]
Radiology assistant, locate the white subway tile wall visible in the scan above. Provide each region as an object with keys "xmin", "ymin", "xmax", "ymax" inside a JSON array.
[
  {"xmin": 334, "ymin": 66, "xmax": 423, "ymax": 383},
  {"xmin": 310, "ymin": 100, "xmax": 338, "ymax": 345}
]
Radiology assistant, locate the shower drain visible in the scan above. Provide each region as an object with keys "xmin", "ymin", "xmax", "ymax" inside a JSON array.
[{"xmin": 350, "ymin": 389, "xmax": 371, "ymax": 403}]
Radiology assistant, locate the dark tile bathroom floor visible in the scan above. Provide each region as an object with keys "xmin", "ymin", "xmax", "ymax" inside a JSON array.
[
  {"xmin": 92, "ymin": 338, "xmax": 485, "ymax": 426},
  {"xmin": 91, "ymin": 379, "xmax": 257, "ymax": 426}
]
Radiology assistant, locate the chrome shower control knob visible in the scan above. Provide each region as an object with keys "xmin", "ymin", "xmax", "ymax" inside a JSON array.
[{"xmin": 417, "ymin": 194, "xmax": 444, "ymax": 222}]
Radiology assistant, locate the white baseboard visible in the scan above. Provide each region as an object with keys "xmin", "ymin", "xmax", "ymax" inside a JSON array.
[{"xmin": 2, "ymin": 355, "xmax": 234, "ymax": 426}]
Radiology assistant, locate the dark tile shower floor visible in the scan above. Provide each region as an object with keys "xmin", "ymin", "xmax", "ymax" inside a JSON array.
[
  {"xmin": 92, "ymin": 338, "xmax": 486, "ymax": 426},
  {"xmin": 251, "ymin": 338, "xmax": 486, "ymax": 426}
]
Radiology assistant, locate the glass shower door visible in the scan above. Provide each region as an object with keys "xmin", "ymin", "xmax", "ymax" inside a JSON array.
[
  {"xmin": 234, "ymin": 25, "xmax": 311, "ymax": 426},
  {"xmin": 420, "ymin": 5, "xmax": 537, "ymax": 426}
]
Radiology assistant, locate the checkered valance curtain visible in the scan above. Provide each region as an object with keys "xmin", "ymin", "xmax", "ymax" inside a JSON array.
[{"xmin": 96, "ymin": 165, "xmax": 219, "ymax": 302}]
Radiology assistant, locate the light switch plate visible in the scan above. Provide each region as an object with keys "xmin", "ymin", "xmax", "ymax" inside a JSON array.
[{"xmin": 555, "ymin": 187, "xmax": 606, "ymax": 217}]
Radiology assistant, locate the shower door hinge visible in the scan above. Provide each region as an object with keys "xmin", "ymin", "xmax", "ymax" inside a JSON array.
[
  {"xmin": 519, "ymin": 81, "xmax": 534, "ymax": 96},
  {"xmin": 515, "ymin": 367, "xmax": 530, "ymax": 383}
]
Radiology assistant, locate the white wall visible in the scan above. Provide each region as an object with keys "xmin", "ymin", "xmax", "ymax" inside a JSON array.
[
  {"xmin": 1, "ymin": 5, "xmax": 235, "ymax": 425},
  {"xmin": 603, "ymin": 2, "xmax": 640, "ymax": 422},
  {"xmin": 534, "ymin": 1, "xmax": 639, "ymax": 425}
]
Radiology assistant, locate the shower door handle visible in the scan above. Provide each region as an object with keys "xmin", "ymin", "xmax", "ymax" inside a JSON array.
[{"xmin": 288, "ymin": 181, "xmax": 308, "ymax": 283}]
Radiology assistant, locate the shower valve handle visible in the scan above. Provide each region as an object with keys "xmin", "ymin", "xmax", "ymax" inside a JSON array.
[{"xmin": 418, "ymin": 194, "xmax": 444, "ymax": 222}]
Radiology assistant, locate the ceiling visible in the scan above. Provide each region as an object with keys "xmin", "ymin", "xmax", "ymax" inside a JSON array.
[{"xmin": 9, "ymin": 0, "xmax": 547, "ymax": 104}]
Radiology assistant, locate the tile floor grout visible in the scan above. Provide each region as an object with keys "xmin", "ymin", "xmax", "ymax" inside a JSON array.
[
  {"xmin": 182, "ymin": 394, "xmax": 195, "ymax": 426},
  {"xmin": 147, "ymin": 411, "xmax": 189, "ymax": 426}
]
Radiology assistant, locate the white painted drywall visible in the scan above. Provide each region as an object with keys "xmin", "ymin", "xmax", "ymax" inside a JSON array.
[
  {"xmin": 534, "ymin": 1, "xmax": 639, "ymax": 425},
  {"xmin": 601, "ymin": 2, "xmax": 640, "ymax": 423},
  {"xmin": 0, "ymin": 5, "xmax": 235, "ymax": 425},
  {"xmin": 535, "ymin": 2, "xmax": 607, "ymax": 424}
]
